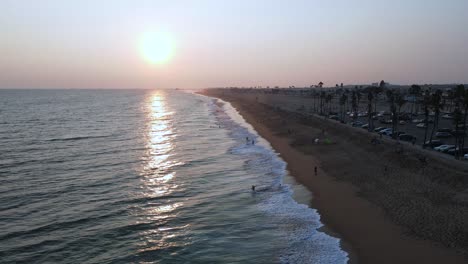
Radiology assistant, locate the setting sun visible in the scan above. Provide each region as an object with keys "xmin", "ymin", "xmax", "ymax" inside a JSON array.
[{"xmin": 140, "ymin": 32, "xmax": 174, "ymax": 64}]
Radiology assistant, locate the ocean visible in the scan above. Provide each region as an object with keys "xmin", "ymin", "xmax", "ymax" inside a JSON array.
[{"xmin": 0, "ymin": 89, "xmax": 348, "ymax": 263}]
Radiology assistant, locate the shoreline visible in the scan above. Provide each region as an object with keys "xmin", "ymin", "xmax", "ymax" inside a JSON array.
[{"xmin": 200, "ymin": 90, "xmax": 467, "ymax": 264}]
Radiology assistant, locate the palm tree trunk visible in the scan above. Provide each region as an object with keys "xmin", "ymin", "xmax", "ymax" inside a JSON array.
[
  {"xmin": 460, "ymin": 106, "xmax": 467, "ymax": 158},
  {"xmin": 423, "ymin": 109, "xmax": 429, "ymax": 146},
  {"xmin": 429, "ymin": 112, "xmax": 439, "ymax": 144}
]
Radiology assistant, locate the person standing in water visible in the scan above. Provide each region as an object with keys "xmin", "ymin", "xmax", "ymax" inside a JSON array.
[{"xmin": 251, "ymin": 185, "xmax": 256, "ymax": 191}]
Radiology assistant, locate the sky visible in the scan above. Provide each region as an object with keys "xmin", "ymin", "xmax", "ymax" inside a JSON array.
[{"xmin": 1, "ymin": 0, "xmax": 468, "ymax": 89}]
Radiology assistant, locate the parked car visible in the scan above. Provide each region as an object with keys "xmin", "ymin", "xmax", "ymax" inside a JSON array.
[
  {"xmin": 442, "ymin": 114, "xmax": 453, "ymax": 119},
  {"xmin": 389, "ymin": 131, "xmax": 406, "ymax": 137},
  {"xmin": 451, "ymin": 130, "xmax": 467, "ymax": 137},
  {"xmin": 416, "ymin": 123, "xmax": 427, "ymax": 128},
  {"xmin": 423, "ymin": 119, "xmax": 434, "ymax": 124},
  {"xmin": 379, "ymin": 128, "xmax": 393, "ymax": 136},
  {"xmin": 351, "ymin": 121, "xmax": 364, "ymax": 127},
  {"xmin": 380, "ymin": 119, "xmax": 393, "ymax": 124},
  {"xmin": 437, "ymin": 128, "xmax": 452, "ymax": 133},
  {"xmin": 464, "ymin": 154, "xmax": 468, "ymax": 160},
  {"xmin": 399, "ymin": 134, "xmax": 416, "ymax": 142},
  {"xmin": 399, "ymin": 120, "xmax": 406, "ymax": 125},
  {"xmin": 374, "ymin": 127, "xmax": 387, "ymax": 132},
  {"xmin": 377, "ymin": 111, "xmax": 388, "ymax": 117},
  {"xmin": 423, "ymin": 140, "xmax": 443, "ymax": 148},
  {"xmin": 434, "ymin": 145, "xmax": 456, "ymax": 152},
  {"xmin": 447, "ymin": 148, "xmax": 468, "ymax": 156},
  {"xmin": 412, "ymin": 119, "xmax": 424, "ymax": 123},
  {"xmin": 435, "ymin": 132, "xmax": 452, "ymax": 138},
  {"xmin": 329, "ymin": 115, "xmax": 339, "ymax": 120},
  {"xmin": 361, "ymin": 123, "xmax": 369, "ymax": 129}
]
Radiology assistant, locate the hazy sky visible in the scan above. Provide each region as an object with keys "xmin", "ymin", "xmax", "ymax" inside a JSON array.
[{"xmin": 1, "ymin": 0, "xmax": 467, "ymax": 89}]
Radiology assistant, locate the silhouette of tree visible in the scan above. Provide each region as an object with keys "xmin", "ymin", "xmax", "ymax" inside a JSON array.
[
  {"xmin": 422, "ymin": 91, "xmax": 431, "ymax": 146},
  {"xmin": 367, "ymin": 88, "xmax": 374, "ymax": 132},
  {"xmin": 428, "ymin": 90, "xmax": 444, "ymax": 144},
  {"xmin": 395, "ymin": 92, "xmax": 406, "ymax": 137},
  {"xmin": 409, "ymin": 84, "xmax": 421, "ymax": 115},
  {"xmin": 339, "ymin": 93, "xmax": 347, "ymax": 122},
  {"xmin": 351, "ymin": 91, "xmax": 358, "ymax": 121}
]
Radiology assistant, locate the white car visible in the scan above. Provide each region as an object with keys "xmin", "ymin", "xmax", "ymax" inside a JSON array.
[
  {"xmin": 434, "ymin": 145, "xmax": 455, "ymax": 152},
  {"xmin": 379, "ymin": 128, "xmax": 393, "ymax": 136},
  {"xmin": 412, "ymin": 119, "xmax": 423, "ymax": 123},
  {"xmin": 416, "ymin": 123, "xmax": 427, "ymax": 128}
]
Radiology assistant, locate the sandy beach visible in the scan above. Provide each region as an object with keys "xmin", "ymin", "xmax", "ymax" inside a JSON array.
[{"xmin": 201, "ymin": 89, "xmax": 468, "ymax": 264}]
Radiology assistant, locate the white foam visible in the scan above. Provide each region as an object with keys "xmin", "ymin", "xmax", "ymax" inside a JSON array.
[{"xmin": 208, "ymin": 98, "xmax": 349, "ymax": 264}]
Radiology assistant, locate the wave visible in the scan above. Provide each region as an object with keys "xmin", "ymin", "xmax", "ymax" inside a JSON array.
[{"xmin": 46, "ymin": 135, "xmax": 113, "ymax": 142}]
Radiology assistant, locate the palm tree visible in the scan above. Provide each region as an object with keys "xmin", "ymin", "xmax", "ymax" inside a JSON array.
[
  {"xmin": 339, "ymin": 94, "xmax": 347, "ymax": 122},
  {"xmin": 356, "ymin": 90, "xmax": 362, "ymax": 111},
  {"xmin": 326, "ymin": 93, "xmax": 333, "ymax": 115},
  {"xmin": 395, "ymin": 92, "xmax": 406, "ymax": 136},
  {"xmin": 422, "ymin": 91, "xmax": 431, "ymax": 146},
  {"xmin": 453, "ymin": 108, "xmax": 463, "ymax": 159},
  {"xmin": 461, "ymin": 85, "xmax": 468, "ymax": 155},
  {"xmin": 409, "ymin": 84, "xmax": 421, "ymax": 115},
  {"xmin": 386, "ymin": 89, "xmax": 398, "ymax": 138},
  {"xmin": 319, "ymin": 91, "xmax": 326, "ymax": 115},
  {"xmin": 453, "ymin": 84, "xmax": 468, "ymax": 157},
  {"xmin": 351, "ymin": 91, "xmax": 358, "ymax": 121},
  {"xmin": 367, "ymin": 88, "xmax": 374, "ymax": 132},
  {"xmin": 428, "ymin": 90, "xmax": 443, "ymax": 144}
]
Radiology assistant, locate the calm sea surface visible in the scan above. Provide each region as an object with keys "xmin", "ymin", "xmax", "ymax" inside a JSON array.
[{"xmin": 0, "ymin": 89, "xmax": 348, "ymax": 263}]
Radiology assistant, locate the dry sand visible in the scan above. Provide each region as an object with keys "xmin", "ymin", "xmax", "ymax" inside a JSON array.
[{"xmin": 201, "ymin": 89, "xmax": 468, "ymax": 264}]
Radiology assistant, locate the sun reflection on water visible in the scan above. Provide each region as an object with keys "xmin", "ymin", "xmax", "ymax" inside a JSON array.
[{"xmin": 136, "ymin": 91, "xmax": 188, "ymax": 254}]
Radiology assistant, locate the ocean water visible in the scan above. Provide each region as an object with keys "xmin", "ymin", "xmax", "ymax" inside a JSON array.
[{"xmin": 0, "ymin": 89, "xmax": 348, "ymax": 263}]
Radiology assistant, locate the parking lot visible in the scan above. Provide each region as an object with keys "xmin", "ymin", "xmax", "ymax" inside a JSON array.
[{"xmin": 255, "ymin": 92, "xmax": 468, "ymax": 158}]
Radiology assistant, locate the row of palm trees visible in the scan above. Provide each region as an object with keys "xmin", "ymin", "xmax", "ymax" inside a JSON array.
[{"xmin": 308, "ymin": 82, "xmax": 468, "ymax": 159}]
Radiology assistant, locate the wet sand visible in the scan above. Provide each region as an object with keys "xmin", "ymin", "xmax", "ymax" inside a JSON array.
[{"xmin": 201, "ymin": 90, "xmax": 467, "ymax": 264}]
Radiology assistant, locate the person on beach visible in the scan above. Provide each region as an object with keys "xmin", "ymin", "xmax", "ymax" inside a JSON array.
[
  {"xmin": 251, "ymin": 185, "xmax": 256, "ymax": 191},
  {"xmin": 314, "ymin": 166, "xmax": 317, "ymax": 176},
  {"xmin": 252, "ymin": 139, "xmax": 255, "ymax": 145},
  {"xmin": 246, "ymin": 137, "xmax": 249, "ymax": 144}
]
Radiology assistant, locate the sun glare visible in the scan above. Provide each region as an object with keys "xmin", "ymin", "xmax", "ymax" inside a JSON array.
[{"xmin": 140, "ymin": 32, "xmax": 175, "ymax": 64}]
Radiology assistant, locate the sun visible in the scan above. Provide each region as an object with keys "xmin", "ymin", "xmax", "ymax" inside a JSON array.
[{"xmin": 140, "ymin": 32, "xmax": 175, "ymax": 64}]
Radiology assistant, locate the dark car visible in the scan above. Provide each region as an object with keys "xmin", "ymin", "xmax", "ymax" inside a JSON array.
[
  {"xmin": 374, "ymin": 127, "xmax": 387, "ymax": 132},
  {"xmin": 380, "ymin": 119, "xmax": 393, "ymax": 124},
  {"xmin": 447, "ymin": 147, "xmax": 468, "ymax": 156},
  {"xmin": 437, "ymin": 128, "xmax": 451, "ymax": 133},
  {"xmin": 451, "ymin": 130, "xmax": 467, "ymax": 137},
  {"xmin": 423, "ymin": 139, "xmax": 444, "ymax": 148},
  {"xmin": 389, "ymin": 131, "xmax": 405, "ymax": 138},
  {"xmin": 435, "ymin": 132, "xmax": 452, "ymax": 138},
  {"xmin": 399, "ymin": 134, "xmax": 416, "ymax": 142},
  {"xmin": 351, "ymin": 121, "xmax": 364, "ymax": 127}
]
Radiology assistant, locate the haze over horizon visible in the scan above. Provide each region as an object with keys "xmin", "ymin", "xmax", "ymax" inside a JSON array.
[{"xmin": 1, "ymin": 0, "xmax": 467, "ymax": 89}]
